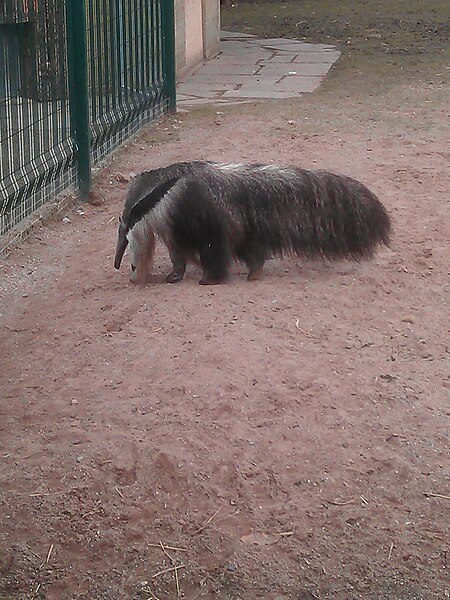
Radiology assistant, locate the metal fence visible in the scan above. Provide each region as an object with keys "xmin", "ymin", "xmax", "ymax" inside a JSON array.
[{"xmin": 0, "ymin": 0, "xmax": 176, "ymax": 237}]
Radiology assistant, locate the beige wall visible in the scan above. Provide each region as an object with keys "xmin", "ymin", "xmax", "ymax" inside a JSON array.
[
  {"xmin": 185, "ymin": 0, "xmax": 204, "ymax": 66},
  {"xmin": 202, "ymin": 0, "xmax": 220, "ymax": 59},
  {"xmin": 175, "ymin": 0, "xmax": 220, "ymax": 77}
]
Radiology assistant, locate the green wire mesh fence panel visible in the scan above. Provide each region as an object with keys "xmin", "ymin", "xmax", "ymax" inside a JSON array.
[
  {"xmin": 0, "ymin": 0, "xmax": 175, "ymax": 239},
  {"xmin": 0, "ymin": 0, "xmax": 76, "ymax": 236},
  {"xmin": 86, "ymin": 0, "xmax": 169, "ymax": 165}
]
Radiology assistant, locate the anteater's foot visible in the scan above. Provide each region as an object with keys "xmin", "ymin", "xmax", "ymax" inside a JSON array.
[
  {"xmin": 247, "ymin": 266, "xmax": 264, "ymax": 281},
  {"xmin": 166, "ymin": 271, "xmax": 185, "ymax": 283},
  {"xmin": 199, "ymin": 277, "xmax": 226, "ymax": 285}
]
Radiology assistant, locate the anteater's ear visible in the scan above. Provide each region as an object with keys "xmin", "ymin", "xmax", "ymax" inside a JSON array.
[
  {"xmin": 127, "ymin": 178, "xmax": 179, "ymax": 230},
  {"xmin": 114, "ymin": 217, "xmax": 129, "ymax": 270}
]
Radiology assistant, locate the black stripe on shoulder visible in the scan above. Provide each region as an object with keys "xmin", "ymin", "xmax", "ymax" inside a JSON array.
[{"xmin": 127, "ymin": 178, "xmax": 179, "ymax": 230}]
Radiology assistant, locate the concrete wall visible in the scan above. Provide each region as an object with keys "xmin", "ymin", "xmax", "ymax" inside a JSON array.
[
  {"xmin": 202, "ymin": 0, "xmax": 220, "ymax": 60},
  {"xmin": 174, "ymin": 1, "xmax": 187, "ymax": 76},
  {"xmin": 175, "ymin": 0, "xmax": 220, "ymax": 77},
  {"xmin": 185, "ymin": 0, "xmax": 204, "ymax": 67}
]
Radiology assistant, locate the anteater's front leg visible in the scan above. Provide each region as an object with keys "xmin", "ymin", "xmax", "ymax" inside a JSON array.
[
  {"xmin": 166, "ymin": 244, "xmax": 187, "ymax": 283},
  {"xmin": 198, "ymin": 241, "xmax": 230, "ymax": 285}
]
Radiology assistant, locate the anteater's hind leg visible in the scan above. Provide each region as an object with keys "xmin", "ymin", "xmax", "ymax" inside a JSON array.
[
  {"xmin": 237, "ymin": 241, "xmax": 267, "ymax": 281},
  {"xmin": 198, "ymin": 241, "xmax": 230, "ymax": 285},
  {"xmin": 166, "ymin": 244, "xmax": 187, "ymax": 283}
]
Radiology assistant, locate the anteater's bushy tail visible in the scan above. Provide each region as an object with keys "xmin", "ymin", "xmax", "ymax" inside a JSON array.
[{"xmin": 258, "ymin": 168, "xmax": 392, "ymax": 261}]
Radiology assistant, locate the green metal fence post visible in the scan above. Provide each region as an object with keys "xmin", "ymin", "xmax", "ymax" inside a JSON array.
[
  {"xmin": 65, "ymin": 0, "xmax": 91, "ymax": 199},
  {"xmin": 161, "ymin": 0, "xmax": 177, "ymax": 112}
]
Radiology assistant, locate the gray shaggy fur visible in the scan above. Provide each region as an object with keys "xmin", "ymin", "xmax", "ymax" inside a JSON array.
[{"xmin": 114, "ymin": 161, "xmax": 391, "ymax": 285}]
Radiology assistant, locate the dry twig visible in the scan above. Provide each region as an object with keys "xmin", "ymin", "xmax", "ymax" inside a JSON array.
[
  {"xmin": 194, "ymin": 506, "xmax": 222, "ymax": 534},
  {"xmin": 323, "ymin": 498, "xmax": 356, "ymax": 506},
  {"xmin": 174, "ymin": 561, "xmax": 180, "ymax": 596},
  {"xmin": 423, "ymin": 492, "xmax": 450, "ymax": 500},
  {"xmin": 142, "ymin": 586, "xmax": 160, "ymax": 600},
  {"xmin": 202, "ymin": 542, "xmax": 214, "ymax": 554},
  {"xmin": 4, "ymin": 325, "xmax": 28, "ymax": 332},
  {"xmin": 81, "ymin": 509, "xmax": 97, "ymax": 519},
  {"xmin": 148, "ymin": 543, "xmax": 187, "ymax": 552},
  {"xmin": 388, "ymin": 542, "xmax": 394, "ymax": 561},
  {"xmin": 29, "ymin": 490, "xmax": 69, "ymax": 498},
  {"xmin": 159, "ymin": 541, "xmax": 180, "ymax": 597},
  {"xmin": 40, "ymin": 544, "xmax": 54, "ymax": 568},
  {"xmin": 152, "ymin": 564, "xmax": 185, "ymax": 578},
  {"xmin": 190, "ymin": 590, "xmax": 204, "ymax": 600}
]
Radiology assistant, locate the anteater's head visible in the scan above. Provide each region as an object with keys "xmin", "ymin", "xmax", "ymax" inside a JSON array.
[{"xmin": 114, "ymin": 176, "xmax": 179, "ymax": 285}]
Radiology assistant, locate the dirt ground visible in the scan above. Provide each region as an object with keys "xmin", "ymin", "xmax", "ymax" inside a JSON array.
[{"xmin": 1, "ymin": 2, "xmax": 449, "ymax": 599}]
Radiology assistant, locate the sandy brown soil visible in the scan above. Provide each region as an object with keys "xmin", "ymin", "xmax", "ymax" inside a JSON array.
[{"xmin": 1, "ymin": 5, "xmax": 449, "ymax": 599}]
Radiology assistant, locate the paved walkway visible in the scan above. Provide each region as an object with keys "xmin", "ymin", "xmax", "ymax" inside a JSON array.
[{"xmin": 177, "ymin": 31, "xmax": 341, "ymax": 108}]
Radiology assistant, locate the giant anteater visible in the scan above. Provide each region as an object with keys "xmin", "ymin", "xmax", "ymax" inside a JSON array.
[{"xmin": 114, "ymin": 161, "xmax": 391, "ymax": 285}]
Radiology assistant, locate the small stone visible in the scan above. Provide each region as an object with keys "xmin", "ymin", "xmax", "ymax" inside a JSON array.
[
  {"xmin": 226, "ymin": 562, "xmax": 237, "ymax": 572},
  {"xmin": 401, "ymin": 316, "xmax": 415, "ymax": 324},
  {"xmin": 88, "ymin": 192, "xmax": 103, "ymax": 206},
  {"xmin": 116, "ymin": 173, "xmax": 130, "ymax": 183},
  {"xmin": 379, "ymin": 373, "xmax": 397, "ymax": 382}
]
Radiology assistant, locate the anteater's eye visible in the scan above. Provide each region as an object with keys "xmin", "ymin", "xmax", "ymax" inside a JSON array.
[{"xmin": 131, "ymin": 265, "xmax": 136, "ymax": 272}]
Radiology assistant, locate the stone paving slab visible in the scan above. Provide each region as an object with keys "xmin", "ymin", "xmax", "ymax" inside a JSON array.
[
  {"xmin": 180, "ymin": 82, "xmax": 238, "ymax": 92},
  {"xmin": 273, "ymin": 76, "xmax": 323, "ymax": 93},
  {"xmin": 256, "ymin": 63, "xmax": 331, "ymax": 77},
  {"xmin": 222, "ymin": 89, "xmax": 302, "ymax": 100},
  {"xmin": 256, "ymin": 40, "xmax": 337, "ymax": 52},
  {"xmin": 265, "ymin": 52, "xmax": 340, "ymax": 63},
  {"xmin": 177, "ymin": 31, "xmax": 341, "ymax": 108},
  {"xmin": 221, "ymin": 49, "xmax": 274, "ymax": 60},
  {"xmin": 292, "ymin": 51, "xmax": 341, "ymax": 63},
  {"xmin": 220, "ymin": 30, "xmax": 256, "ymax": 40},
  {"xmin": 184, "ymin": 74, "xmax": 271, "ymax": 84},
  {"xmin": 191, "ymin": 63, "xmax": 259, "ymax": 75},
  {"xmin": 219, "ymin": 40, "xmax": 261, "ymax": 54}
]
